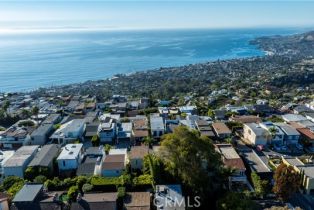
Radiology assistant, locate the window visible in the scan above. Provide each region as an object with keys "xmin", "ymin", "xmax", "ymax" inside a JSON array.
[{"xmin": 63, "ymin": 160, "xmax": 66, "ymax": 167}]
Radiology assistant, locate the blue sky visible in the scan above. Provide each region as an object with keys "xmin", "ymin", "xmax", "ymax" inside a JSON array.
[{"xmin": 0, "ymin": 1, "xmax": 314, "ymax": 30}]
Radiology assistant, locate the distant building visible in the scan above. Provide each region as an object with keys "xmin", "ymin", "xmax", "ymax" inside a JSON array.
[
  {"xmin": 282, "ymin": 114, "xmax": 307, "ymax": 123},
  {"xmin": 3, "ymin": 145, "xmax": 39, "ymax": 178},
  {"xmin": 50, "ymin": 119, "xmax": 86, "ymax": 145},
  {"xmin": 229, "ymin": 115, "xmax": 261, "ymax": 124},
  {"xmin": 0, "ymin": 120, "xmax": 37, "ymax": 149},
  {"xmin": 212, "ymin": 122, "xmax": 232, "ymax": 139},
  {"xmin": 117, "ymin": 122, "xmax": 132, "ymax": 142},
  {"xmin": 259, "ymin": 122, "xmax": 284, "ymax": 145},
  {"xmin": 57, "ymin": 143, "xmax": 84, "ymax": 173},
  {"xmin": 131, "ymin": 117, "xmax": 149, "ymax": 142}
]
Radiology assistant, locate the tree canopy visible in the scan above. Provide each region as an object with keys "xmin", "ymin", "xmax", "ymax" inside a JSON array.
[
  {"xmin": 159, "ymin": 126, "xmax": 224, "ymax": 204},
  {"xmin": 273, "ymin": 163, "xmax": 300, "ymax": 201}
]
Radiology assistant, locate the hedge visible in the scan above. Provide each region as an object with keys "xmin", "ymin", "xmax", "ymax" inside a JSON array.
[{"xmin": 90, "ymin": 176, "xmax": 123, "ymax": 191}]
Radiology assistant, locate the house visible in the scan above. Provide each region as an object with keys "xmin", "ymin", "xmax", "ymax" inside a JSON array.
[
  {"xmin": 0, "ymin": 120, "xmax": 37, "ymax": 149},
  {"xmin": 101, "ymin": 154, "xmax": 126, "ymax": 177},
  {"xmin": 304, "ymin": 112, "xmax": 314, "ymax": 123},
  {"xmin": 211, "ymin": 122, "xmax": 232, "ymax": 139},
  {"xmin": 214, "ymin": 109, "xmax": 226, "ymax": 120},
  {"xmin": 240, "ymin": 148, "xmax": 272, "ymax": 180},
  {"xmin": 11, "ymin": 184, "xmax": 43, "ymax": 210},
  {"xmin": 155, "ymin": 185, "xmax": 185, "ymax": 210},
  {"xmin": 123, "ymin": 192, "xmax": 151, "ymax": 210},
  {"xmin": 253, "ymin": 104, "xmax": 275, "ymax": 116},
  {"xmin": 195, "ymin": 120, "xmax": 215, "ymax": 138},
  {"xmin": 293, "ymin": 105, "xmax": 314, "ymax": 114},
  {"xmin": 117, "ymin": 122, "xmax": 132, "ymax": 142},
  {"xmin": 275, "ymin": 123, "xmax": 300, "ymax": 145},
  {"xmin": 3, "ymin": 145, "xmax": 39, "ymax": 178},
  {"xmin": 150, "ymin": 115, "xmax": 165, "ymax": 138},
  {"xmin": 229, "ymin": 115, "xmax": 261, "ymax": 124},
  {"xmin": 57, "ymin": 143, "xmax": 84, "ymax": 173},
  {"xmin": 0, "ymin": 192, "xmax": 9, "ymax": 210},
  {"xmin": 259, "ymin": 122, "xmax": 284, "ymax": 145},
  {"xmin": 131, "ymin": 117, "xmax": 149, "ymax": 142},
  {"xmin": 30, "ymin": 123, "xmax": 54, "ymax": 145},
  {"xmin": 129, "ymin": 145, "xmax": 149, "ymax": 171},
  {"xmin": 84, "ymin": 122, "xmax": 99, "ymax": 140},
  {"xmin": 71, "ymin": 192, "xmax": 118, "ymax": 210},
  {"xmin": 28, "ymin": 144, "xmax": 59, "ymax": 175},
  {"xmin": 215, "ymin": 144, "xmax": 249, "ymax": 189},
  {"xmin": 282, "ymin": 114, "xmax": 307, "ymax": 123},
  {"xmin": 77, "ymin": 147, "xmax": 103, "ymax": 176},
  {"xmin": 179, "ymin": 106, "xmax": 197, "ymax": 115},
  {"xmin": 0, "ymin": 150, "xmax": 15, "ymax": 180},
  {"xmin": 282, "ymin": 157, "xmax": 314, "ymax": 195},
  {"xmin": 42, "ymin": 113, "xmax": 61, "ymax": 125},
  {"xmin": 98, "ymin": 119, "xmax": 116, "ymax": 144},
  {"xmin": 296, "ymin": 128, "xmax": 314, "ymax": 147},
  {"xmin": 50, "ymin": 119, "xmax": 86, "ymax": 145},
  {"xmin": 243, "ymin": 123, "xmax": 271, "ymax": 145}
]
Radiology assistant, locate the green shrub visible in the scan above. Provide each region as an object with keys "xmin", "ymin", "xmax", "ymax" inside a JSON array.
[
  {"xmin": 76, "ymin": 176, "xmax": 88, "ymax": 190},
  {"xmin": 2, "ymin": 176, "xmax": 24, "ymax": 190},
  {"xmin": 67, "ymin": 186, "xmax": 79, "ymax": 201},
  {"xmin": 117, "ymin": 186, "xmax": 126, "ymax": 198},
  {"xmin": 34, "ymin": 175, "xmax": 47, "ymax": 184},
  {"xmin": 132, "ymin": 174, "xmax": 153, "ymax": 186},
  {"xmin": 90, "ymin": 176, "xmax": 123, "ymax": 186},
  {"xmin": 7, "ymin": 181, "xmax": 24, "ymax": 197},
  {"xmin": 82, "ymin": 183, "xmax": 93, "ymax": 193}
]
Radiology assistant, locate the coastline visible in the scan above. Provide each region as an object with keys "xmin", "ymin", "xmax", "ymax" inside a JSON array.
[{"xmin": 0, "ymin": 28, "xmax": 311, "ymax": 94}]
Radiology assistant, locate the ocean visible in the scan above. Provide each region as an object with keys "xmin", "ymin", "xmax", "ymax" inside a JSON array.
[{"xmin": 0, "ymin": 27, "xmax": 310, "ymax": 92}]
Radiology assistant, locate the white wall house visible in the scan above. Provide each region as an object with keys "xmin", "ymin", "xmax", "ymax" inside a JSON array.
[
  {"xmin": 50, "ymin": 119, "xmax": 86, "ymax": 145},
  {"xmin": 0, "ymin": 150, "xmax": 15, "ymax": 180},
  {"xmin": 150, "ymin": 114, "xmax": 164, "ymax": 138},
  {"xmin": 243, "ymin": 123, "xmax": 271, "ymax": 146},
  {"xmin": 57, "ymin": 143, "xmax": 84, "ymax": 172},
  {"xmin": 2, "ymin": 145, "xmax": 39, "ymax": 178},
  {"xmin": 0, "ymin": 120, "xmax": 37, "ymax": 149}
]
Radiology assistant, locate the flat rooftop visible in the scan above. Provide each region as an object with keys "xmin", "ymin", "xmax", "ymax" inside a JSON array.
[
  {"xmin": 57, "ymin": 143, "xmax": 83, "ymax": 160},
  {"xmin": 12, "ymin": 184, "xmax": 43, "ymax": 202},
  {"xmin": 241, "ymin": 149, "xmax": 271, "ymax": 173}
]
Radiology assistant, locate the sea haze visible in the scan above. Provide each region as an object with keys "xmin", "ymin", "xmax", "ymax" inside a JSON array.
[{"xmin": 0, "ymin": 28, "xmax": 309, "ymax": 92}]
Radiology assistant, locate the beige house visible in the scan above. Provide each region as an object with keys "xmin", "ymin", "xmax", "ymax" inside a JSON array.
[
  {"xmin": 282, "ymin": 157, "xmax": 314, "ymax": 195},
  {"xmin": 129, "ymin": 145, "xmax": 149, "ymax": 171},
  {"xmin": 243, "ymin": 123, "xmax": 271, "ymax": 145}
]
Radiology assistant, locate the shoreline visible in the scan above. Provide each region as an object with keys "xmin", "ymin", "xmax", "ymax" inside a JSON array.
[{"xmin": 0, "ymin": 28, "xmax": 311, "ymax": 94}]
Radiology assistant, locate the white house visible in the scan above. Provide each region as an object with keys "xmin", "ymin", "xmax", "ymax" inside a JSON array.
[
  {"xmin": 57, "ymin": 143, "xmax": 84, "ymax": 172},
  {"xmin": 2, "ymin": 145, "xmax": 39, "ymax": 178},
  {"xmin": 243, "ymin": 123, "xmax": 271, "ymax": 145},
  {"xmin": 150, "ymin": 114, "xmax": 164, "ymax": 138},
  {"xmin": 0, "ymin": 120, "xmax": 37, "ymax": 149},
  {"xmin": 0, "ymin": 150, "xmax": 15, "ymax": 180},
  {"xmin": 50, "ymin": 119, "xmax": 86, "ymax": 145}
]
